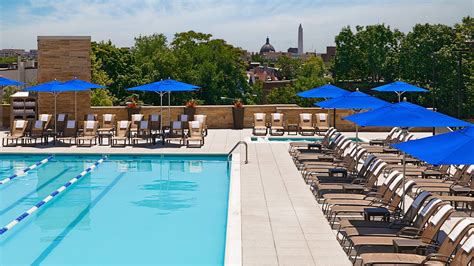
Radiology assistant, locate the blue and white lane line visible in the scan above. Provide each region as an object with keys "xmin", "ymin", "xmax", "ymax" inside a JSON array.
[
  {"xmin": 0, "ymin": 156, "xmax": 107, "ymax": 236},
  {"xmin": 0, "ymin": 155, "xmax": 54, "ymax": 185}
]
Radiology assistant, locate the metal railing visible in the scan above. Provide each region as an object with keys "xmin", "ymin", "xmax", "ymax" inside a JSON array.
[{"xmin": 228, "ymin": 141, "xmax": 248, "ymax": 164}]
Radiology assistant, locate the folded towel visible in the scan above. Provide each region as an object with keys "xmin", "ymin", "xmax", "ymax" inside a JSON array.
[
  {"xmin": 430, "ymin": 205, "xmax": 452, "ymax": 226},
  {"xmin": 150, "ymin": 114, "xmax": 159, "ymax": 121},
  {"xmin": 318, "ymin": 113, "xmax": 327, "ymax": 121},
  {"xmin": 140, "ymin": 121, "xmax": 148, "ymax": 129},
  {"xmin": 86, "ymin": 114, "xmax": 95, "ymax": 121},
  {"xmin": 180, "ymin": 115, "xmax": 189, "ymax": 121},
  {"xmin": 85, "ymin": 121, "xmax": 95, "ymax": 129},
  {"xmin": 34, "ymin": 120, "xmax": 43, "ymax": 128},
  {"xmin": 104, "ymin": 114, "xmax": 113, "ymax": 122},
  {"xmin": 301, "ymin": 113, "xmax": 311, "ymax": 122},
  {"xmin": 449, "ymin": 218, "xmax": 472, "ymax": 241},
  {"xmin": 273, "ymin": 113, "xmax": 281, "ymax": 121},
  {"xmin": 67, "ymin": 120, "xmax": 76, "ymax": 128},
  {"xmin": 172, "ymin": 121, "xmax": 182, "ymax": 129},
  {"xmin": 15, "ymin": 120, "xmax": 26, "ymax": 128},
  {"xmin": 190, "ymin": 121, "xmax": 200, "ymax": 129},
  {"xmin": 119, "ymin": 121, "xmax": 128, "ymax": 129},
  {"xmin": 40, "ymin": 114, "xmax": 49, "ymax": 121},
  {"xmin": 58, "ymin": 114, "xmax": 66, "ymax": 121},
  {"xmin": 132, "ymin": 114, "xmax": 143, "ymax": 121},
  {"xmin": 462, "ymin": 233, "xmax": 474, "ymax": 252},
  {"xmin": 255, "ymin": 113, "xmax": 264, "ymax": 121},
  {"xmin": 195, "ymin": 115, "xmax": 205, "ymax": 123}
]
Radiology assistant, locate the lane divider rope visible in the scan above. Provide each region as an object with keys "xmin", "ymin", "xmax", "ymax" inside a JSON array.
[
  {"xmin": 0, "ymin": 155, "xmax": 54, "ymax": 185},
  {"xmin": 0, "ymin": 156, "xmax": 107, "ymax": 236}
]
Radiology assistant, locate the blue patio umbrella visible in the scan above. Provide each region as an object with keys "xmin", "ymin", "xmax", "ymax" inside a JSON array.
[
  {"xmin": 343, "ymin": 101, "xmax": 470, "ymax": 128},
  {"xmin": 25, "ymin": 80, "xmax": 82, "ymax": 134},
  {"xmin": 392, "ymin": 126, "xmax": 474, "ymax": 165},
  {"xmin": 127, "ymin": 79, "xmax": 200, "ymax": 131},
  {"xmin": 372, "ymin": 81, "xmax": 428, "ymax": 102},
  {"xmin": 297, "ymin": 84, "xmax": 349, "ymax": 98},
  {"xmin": 0, "ymin": 76, "xmax": 25, "ymax": 86},
  {"xmin": 316, "ymin": 90, "xmax": 390, "ymax": 141},
  {"xmin": 298, "ymin": 84, "xmax": 350, "ymax": 127},
  {"xmin": 343, "ymin": 100, "xmax": 470, "ymax": 210},
  {"xmin": 64, "ymin": 78, "xmax": 106, "ymax": 119}
]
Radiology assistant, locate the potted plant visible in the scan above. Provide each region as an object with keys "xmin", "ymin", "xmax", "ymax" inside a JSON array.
[
  {"xmin": 126, "ymin": 95, "xmax": 141, "ymax": 120},
  {"xmin": 184, "ymin": 99, "xmax": 198, "ymax": 120},
  {"xmin": 232, "ymin": 98, "xmax": 245, "ymax": 129}
]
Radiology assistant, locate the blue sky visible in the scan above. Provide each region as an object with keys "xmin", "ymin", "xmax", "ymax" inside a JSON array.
[{"xmin": 1, "ymin": 0, "xmax": 472, "ymax": 52}]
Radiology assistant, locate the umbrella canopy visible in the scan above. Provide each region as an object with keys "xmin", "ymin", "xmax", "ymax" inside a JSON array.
[
  {"xmin": 343, "ymin": 101, "xmax": 470, "ymax": 128},
  {"xmin": 297, "ymin": 84, "xmax": 349, "ymax": 98},
  {"xmin": 315, "ymin": 91, "xmax": 390, "ymax": 109},
  {"xmin": 127, "ymin": 79, "xmax": 200, "ymax": 92},
  {"xmin": 392, "ymin": 126, "xmax": 474, "ymax": 165},
  {"xmin": 372, "ymin": 81, "xmax": 428, "ymax": 102},
  {"xmin": 64, "ymin": 79, "xmax": 105, "ymax": 90},
  {"xmin": 0, "ymin": 76, "xmax": 25, "ymax": 86}
]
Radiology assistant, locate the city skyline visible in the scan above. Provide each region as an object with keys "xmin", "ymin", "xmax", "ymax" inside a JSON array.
[{"xmin": 1, "ymin": 0, "xmax": 471, "ymax": 52}]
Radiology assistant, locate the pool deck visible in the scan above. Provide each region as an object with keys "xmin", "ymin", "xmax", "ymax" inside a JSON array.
[{"xmin": 0, "ymin": 129, "xmax": 431, "ymax": 265}]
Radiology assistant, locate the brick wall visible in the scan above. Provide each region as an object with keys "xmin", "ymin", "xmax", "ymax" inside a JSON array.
[{"xmin": 37, "ymin": 36, "xmax": 91, "ymax": 120}]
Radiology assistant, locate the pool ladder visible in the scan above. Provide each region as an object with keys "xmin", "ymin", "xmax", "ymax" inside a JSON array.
[{"xmin": 227, "ymin": 141, "xmax": 248, "ymax": 164}]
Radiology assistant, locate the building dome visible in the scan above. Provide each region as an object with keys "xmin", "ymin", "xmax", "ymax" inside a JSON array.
[{"xmin": 260, "ymin": 37, "xmax": 275, "ymax": 54}]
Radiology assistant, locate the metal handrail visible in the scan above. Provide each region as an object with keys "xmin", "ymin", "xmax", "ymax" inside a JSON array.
[{"xmin": 228, "ymin": 141, "xmax": 248, "ymax": 164}]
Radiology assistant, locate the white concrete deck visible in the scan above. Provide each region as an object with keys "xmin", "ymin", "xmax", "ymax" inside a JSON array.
[{"xmin": 0, "ymin": 129, "xmax": 432, "ymax": 265}]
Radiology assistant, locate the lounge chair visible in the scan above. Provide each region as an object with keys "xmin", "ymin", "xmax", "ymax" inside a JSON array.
[
  {"xmin": 166, "ymin": 121, "xmax": 185, "ymax": 145},
  {"xmin": 368, "ymin": 127, "xmax": 400, "ymax": 146},
  {"xmin": 194, "ymin": 115, "xmax": 208, "ymax": 136},
  {"xmin": 187, "ymin": 121, "xmax": 204, "ymax": 148},
  {"xmin": 24, "ymin": 120, "xmax": 45, "ymax": 145},
  {"xmin": 111, "ymin": 120, "xmax": 131, "ymax": 147},
  {"xmin": 148, "ymin": 114, "xmax": 161, "ymax": 144},
  {"xmin": 77, "ymin": 120, "xmax": 98, "ymax": 146},
  {"xmin": 450, "ymin": 233, "xmax": 473, "ymax": 266},
  {"xmin": 359, "ymin": 218, "xmax": 474, "ymax": 265},
  {"xmin": 130, "ymin": 114, "xmax": 144, "ymax": 136},
  {"xmin": 347, "ymin": 204, "xmax": 454, "ymax": 263},
  {"xmin": 298, "ymin": 113, "xmax": 315, "ymax": 136},
  {"xmin": 38, "ymin": 113, "xmax": 53, "ymax": 130},
  {"xmin": 252, "ymin": 113, "xmax": 267, "ymax": 136},
  {"xmin": 269, "ymin": 113, "xmax": 284, "ymax": 135},
  {"xmin": 315, "ymin": 113, "xmax": 329, "ymax": 135},
  {"xmin": 3, "ymin": 119, "xmax": 27, "ymax": 146},
  {"xmin": 55, "ymin": 113, "xmax": 68, "ymax": 135},
  {"xmin": 288, "ymin": 127, "xmax": 337, "ymax": 155},
  {"xmin": 57, "ymin": 120, "xmax": 78, "ymax": 145},
  {"xmin": 131, "ymin": 120, "xmax": 152, "ymax": 145},
  {"xmin": 98, "ymin": 114, "xmax": 116, "ymax": 133},
  {"xmin": 179, "ymin": 114, "xmax": 189, "ymax": 130}
]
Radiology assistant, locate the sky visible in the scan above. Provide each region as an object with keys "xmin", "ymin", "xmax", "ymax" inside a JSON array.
[{"xmin": 1, "ymin": 0, "xmax": 472, "ymax": 53}]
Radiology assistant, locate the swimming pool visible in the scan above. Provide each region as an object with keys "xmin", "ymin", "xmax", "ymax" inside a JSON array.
[{"xmin": 0, "ymin": 154, "xmax": 231, "ymax": 265}]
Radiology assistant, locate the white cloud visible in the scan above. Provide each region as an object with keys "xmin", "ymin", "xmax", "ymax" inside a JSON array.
[{"xmin": 1, "ymin": 0, "xmax": 471, "ymax": 52}]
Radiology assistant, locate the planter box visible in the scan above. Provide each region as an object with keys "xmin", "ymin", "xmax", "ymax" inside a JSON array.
[{"xmin": 232, "ymin": 107, "xmax": 244, "ymax": 129}]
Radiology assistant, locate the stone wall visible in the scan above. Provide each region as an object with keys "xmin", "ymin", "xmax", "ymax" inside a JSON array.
[{"xmin": 37, "ymin": 36, "xmax": 91, "ymax": 120}]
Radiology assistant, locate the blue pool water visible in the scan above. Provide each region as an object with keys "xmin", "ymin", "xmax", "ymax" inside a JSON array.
[{"xmin": 0, "ymin": 154, "xmax": 230, "ymax": 265}]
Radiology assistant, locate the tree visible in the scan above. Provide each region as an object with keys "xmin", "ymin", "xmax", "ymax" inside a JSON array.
[{"xmin": 276, "ymin": 56, "xmax": 300, "ymax": 80}]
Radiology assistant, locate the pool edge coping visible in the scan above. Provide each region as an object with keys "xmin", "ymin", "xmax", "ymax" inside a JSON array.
[{"xmin": 224, "ymin": 153, "xmax": 242, "ymax": 266}]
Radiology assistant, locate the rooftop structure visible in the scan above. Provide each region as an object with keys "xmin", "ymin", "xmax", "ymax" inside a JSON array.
[{"xmin": 259, "ymin": 37, "xmax": 275, "ymax": 54}]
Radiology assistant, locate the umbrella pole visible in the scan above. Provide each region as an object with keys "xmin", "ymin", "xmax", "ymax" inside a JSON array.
[
  {"xmin": 333, "ymin": 108, "xmax": 337, "ymax": 129},
  {"xmin": 75, "ymin": 91, "xmax": 77, "ymax": 120},
  {"xmin": 401, "ymin": 127, "xmax": 408, "ymax": 213},
  {"xmin": 168, "ymin": 92, "xmax": 171, "ymax": 126},
  {"xmin": 54, "ymin": 93, "xmax": 57, "ymax": 136}
]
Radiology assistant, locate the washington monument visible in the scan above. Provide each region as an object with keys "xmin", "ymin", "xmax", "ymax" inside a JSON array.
[{"xmin": 298, "ymin": 24, "xmax": 303, "ymax": 55}]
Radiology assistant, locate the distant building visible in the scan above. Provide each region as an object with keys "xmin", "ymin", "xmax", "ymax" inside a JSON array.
[
  {"xmin": 287, "ymin": 47, "xmax": 298, "ymax": 54},
  {"xmin": 259, "ymin": 37, "xmax": 276, "ymax": 54},
  {"xmin": 318, "ymin": 46, "xmax": 336, "ymax": 63},
  {"xmin": 298, "ymin": 24, "xmax": 303, "ymax": 55},
  {"xmin": 0, "ymin": 49, "xmax": 26, "ymax": 58}
]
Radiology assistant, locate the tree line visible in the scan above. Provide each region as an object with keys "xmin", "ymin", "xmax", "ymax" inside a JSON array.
[{"xmin": 88, "ymin": 17, "xmax": 472, "ymax": 118}]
